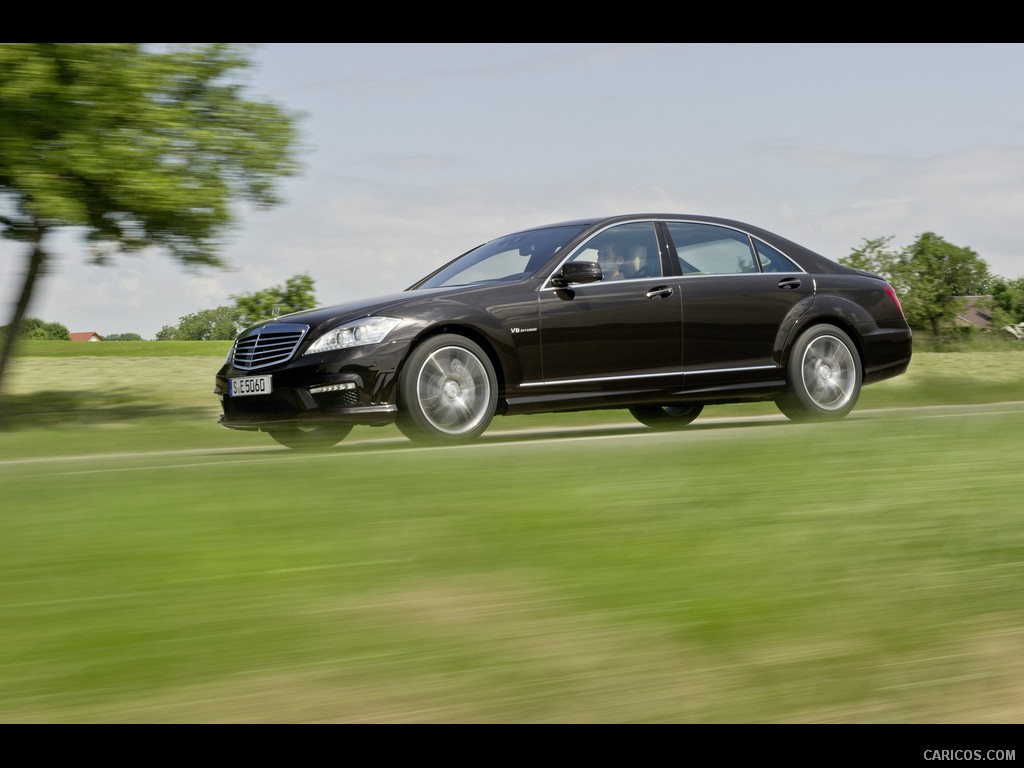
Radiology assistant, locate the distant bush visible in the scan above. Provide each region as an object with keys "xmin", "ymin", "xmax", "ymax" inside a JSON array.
[
  {"xmin": 0, "ymin": 317, "xmax": 69, "ymax": 340},
  {"xmin": 912, "ymin": 330, "xmax": 1024, "ymax": 352},
  {"xmin": 157, "ymin": 305, "xmax": 242, "ymax": 341},
  {"xmin": 105, "ymin": 333, "xmax": 145, "ymax": 341}
]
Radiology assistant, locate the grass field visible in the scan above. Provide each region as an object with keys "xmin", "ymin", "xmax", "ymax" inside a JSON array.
[{"xmin": 0, "ymin": 342, "xmax": 1022, "ymax": 722}]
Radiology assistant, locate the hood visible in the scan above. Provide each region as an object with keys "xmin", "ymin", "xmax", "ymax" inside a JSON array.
[{"xmin": 239, "ymin": 286, "xmax": 460, "ymax": 335}]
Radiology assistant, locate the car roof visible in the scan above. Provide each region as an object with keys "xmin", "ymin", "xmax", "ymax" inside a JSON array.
[{"xmin": 512, "ymin": 213, "xmax": 856, "ymax": 275}]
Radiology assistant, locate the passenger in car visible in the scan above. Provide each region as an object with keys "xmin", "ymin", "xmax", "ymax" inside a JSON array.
[
  {"xmin": 598, "ymin": 243, "xmax": 637, "ymax": 280},
  {"xmin": 627, "ymin": 244, "xmax": 655, "ymax": 277}
]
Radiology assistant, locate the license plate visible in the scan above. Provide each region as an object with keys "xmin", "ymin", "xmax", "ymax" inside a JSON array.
[{"xmin": 229, "ymin": 375, "xmax": 272, "ymax": 397}]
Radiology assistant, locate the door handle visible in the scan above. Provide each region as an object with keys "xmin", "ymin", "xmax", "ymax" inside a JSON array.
[
  {"xmin": 777, "ymin": 277, "xmax": 801, "ymax": 290},
  {"xmin": 646, "ymin": 286, "xmax": 673, "ymax": 300}
]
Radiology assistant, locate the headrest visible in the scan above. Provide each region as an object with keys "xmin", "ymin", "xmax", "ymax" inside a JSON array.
[{"xmin": 628, "ymin": 245, "xmax": 646, "ymax": 271}]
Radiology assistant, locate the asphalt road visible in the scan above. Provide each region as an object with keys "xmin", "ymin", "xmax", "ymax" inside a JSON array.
[{"xmin": 3, "ymin": 401, "xmax": 1021, "ymax": 474}]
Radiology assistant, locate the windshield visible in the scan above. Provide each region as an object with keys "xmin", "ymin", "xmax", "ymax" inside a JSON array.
[{"xmin": 412, "ymin": 224, "xmax": 589, "ymax": 289}]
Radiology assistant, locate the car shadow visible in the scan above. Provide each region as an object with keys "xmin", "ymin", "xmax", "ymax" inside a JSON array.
[{"xmin": 272, "ymin": 415, "xmax": 798, "ymax": 455}]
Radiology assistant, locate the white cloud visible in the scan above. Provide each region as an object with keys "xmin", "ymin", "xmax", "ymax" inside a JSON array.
[{"xmin": 4, "ymin": 43, "xmax": 1024, "ymax": 340}]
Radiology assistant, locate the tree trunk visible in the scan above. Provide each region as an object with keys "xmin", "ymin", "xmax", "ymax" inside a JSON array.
[{"xmin": 0, "ymin": 232, "xmax": 47, "ymax": 418}]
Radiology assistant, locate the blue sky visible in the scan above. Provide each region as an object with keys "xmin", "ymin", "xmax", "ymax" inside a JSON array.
[{"xmin": 4, "ymin": 43, "xmax": 1023, "ymax": 338}]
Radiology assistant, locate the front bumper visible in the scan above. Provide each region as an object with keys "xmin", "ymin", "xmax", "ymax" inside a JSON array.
[{"xmin": 214, "ymin": 345, "xmax": 404, "ymax": 430}]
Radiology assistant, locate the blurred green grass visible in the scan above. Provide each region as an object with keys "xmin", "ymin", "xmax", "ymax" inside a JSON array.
[
  {"xmin": 0, "ymin": 341, "xmax": 1022, "ymax": 722},
  {"xmin": 12, "ymin": 339, "xmax": 234, "ymax": 357}
]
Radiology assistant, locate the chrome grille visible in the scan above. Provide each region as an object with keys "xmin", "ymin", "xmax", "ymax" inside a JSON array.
[{"xmin": 231, "ymin": 323, "xmax": 309, "ymax": 371}]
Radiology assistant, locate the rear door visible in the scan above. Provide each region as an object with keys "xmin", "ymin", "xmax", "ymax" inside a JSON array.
[{"xmin": 664, "ymin": 221, "xmax": 812, "ymax": 386}]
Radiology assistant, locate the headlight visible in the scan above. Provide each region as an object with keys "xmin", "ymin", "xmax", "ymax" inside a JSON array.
[{"xmin": 304, "ymin": 316, "xmax": 401, "ymax": 355}]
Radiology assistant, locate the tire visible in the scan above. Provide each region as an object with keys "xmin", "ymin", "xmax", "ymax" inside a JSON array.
[
  {"xmin": 776, "ymin": 324, "xmax": 862, "ymax": 422},
  {"xmin": 396, "ymin": 334, "xmax": 498, "ymax": 444},
  {"xmin": 629, "ymin": 404, "xmax": 704, "ymax": 430},
  {"xmin": 265, "ymin": 424, "xmax": 352, "ymax": 450}
]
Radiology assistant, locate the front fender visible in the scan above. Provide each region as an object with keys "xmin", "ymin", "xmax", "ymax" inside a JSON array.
[{"xmin": 390, "ymin": 297, "xmax": 538, "ymax": 399}]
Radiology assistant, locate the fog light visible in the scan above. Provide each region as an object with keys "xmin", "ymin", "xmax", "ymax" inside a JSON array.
[{"xmin": 309, "ymin": 382, "xmax": 356, "ymax": 394}]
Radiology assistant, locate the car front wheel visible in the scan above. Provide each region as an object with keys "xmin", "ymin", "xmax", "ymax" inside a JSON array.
[
  {"xmin": 265, "ymin": 425, "xmax": 353, "ymax": 450},
  {"xmin": 629, "ymin": 404, "xmax": 704, "ymax": 430},
  {"xmin": 776, "ymin": 324, "xmax": 862, "ymax": 422},
  {"xmin": 396, "ymin": 334, "xmax": 498, "ymax": 444}
]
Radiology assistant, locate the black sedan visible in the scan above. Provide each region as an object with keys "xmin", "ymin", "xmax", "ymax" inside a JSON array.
[{"xmin": 214, "ymin": 214, "xmax": 912, "ymax": 448}]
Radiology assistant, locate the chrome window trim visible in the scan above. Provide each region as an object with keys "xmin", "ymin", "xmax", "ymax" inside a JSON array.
[{"xmin": 539, "ymin": 218, "xmax": 812, "ymax": 291}]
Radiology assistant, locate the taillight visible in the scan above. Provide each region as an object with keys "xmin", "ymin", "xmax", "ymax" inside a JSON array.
[{"xmin": 885, "ymin": 283, "xmax": 906, "ymax": 318}]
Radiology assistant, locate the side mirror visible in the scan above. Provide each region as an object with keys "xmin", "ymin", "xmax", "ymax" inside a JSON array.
[{"xmin": 551, "ymin": 261, "xmax": 603, "ymax": 288}]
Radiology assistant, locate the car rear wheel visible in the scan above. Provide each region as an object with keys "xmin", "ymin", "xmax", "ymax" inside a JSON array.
[
  {"xmin": 776, "ymin": 324, "xmax": 862, "ymax": 422},
  {"xmin": 265, "ymin": 425, "xmax": 353, "ymax": 450},
  {"xmin": 396, "ymin": 334, "xmax": 498, "ymax": 444},
  {"xmin": 629, "ymin": 404, "xmax": 704, "ymax": 430}
]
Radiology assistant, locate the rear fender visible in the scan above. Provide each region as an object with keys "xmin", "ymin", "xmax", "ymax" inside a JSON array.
[
  {"xmin": 773, "ymin": 295, "xmax": 816, "ymax": 364},
  {"xmin": 779, "ymin": 294, "xmax": 877, "ymax": 367}
]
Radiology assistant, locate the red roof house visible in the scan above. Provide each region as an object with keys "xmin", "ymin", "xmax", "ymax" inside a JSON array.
[
  {"xmin": 954, "ymin": 296, "xmax": 993, "ymax": 330},
  {"xmin": 69, "ymin": 332, "xmax": 105, "ymax": 342}
]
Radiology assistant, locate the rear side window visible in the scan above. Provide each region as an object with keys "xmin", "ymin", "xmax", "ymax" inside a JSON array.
[
  {"xmin": 666, "ymin": 222, "xmax": 757, "ymax": 275},
  {"xmin": 753, "ymin": 239, "xmax": 801, "ymax": 272}
]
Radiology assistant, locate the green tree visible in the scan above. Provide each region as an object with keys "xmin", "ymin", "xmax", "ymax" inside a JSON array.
[
  {"xmin": 900, "ymin": 232, "xmax": 990, "ymax": 337},
  {"xmin": 842, "ymin": 232, "xmax": 991, "ymax": 337},
  {"xmin": 0, "ymin": 316, "xmax": 68, "ymax": 340},
  {"xmin": 0, "ymin": 43, "xmax": 302, "ymax": 405},
  {"xmin": 105, "ymin": 333, "xmax": 144, "ymax": 341},
  {"xmin": 154, "ymin": 326, "xmax": 177, "ymax": 341},
  {"xmin": 841, "ymin": 236, "xmax": 902, "ymax": 283},
  {"xmin": 157, "ymin": 304, "xmax": 243, "ymax": 341},
  {"xmin": 989, "ymin": 275, "xmax": 1024, "ymax": 333},
  {"xmin": 232, "ymin": 273, "xmax": 317, "ymax": 327}
]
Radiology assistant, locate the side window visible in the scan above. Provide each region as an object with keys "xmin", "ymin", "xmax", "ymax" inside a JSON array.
[
  {"xmin": 754, "ymin": 239, "xmax": 801, "ymax": 272},
  {"xmin": 666, "ymin": 222, "xmax": 758, "ymax": 275},
  {"xmin": 566, "ymin": 221, "xmax": 662, "ymax": 281}
]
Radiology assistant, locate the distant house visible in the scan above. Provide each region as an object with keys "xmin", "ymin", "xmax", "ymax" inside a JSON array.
[
  {"xmin": 954, "ymin": 296, "xmax": 993, "ymax": 331},
  {"xmin": 69, "ymin": 332, "xmax": 105, "ymax": 342}
]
